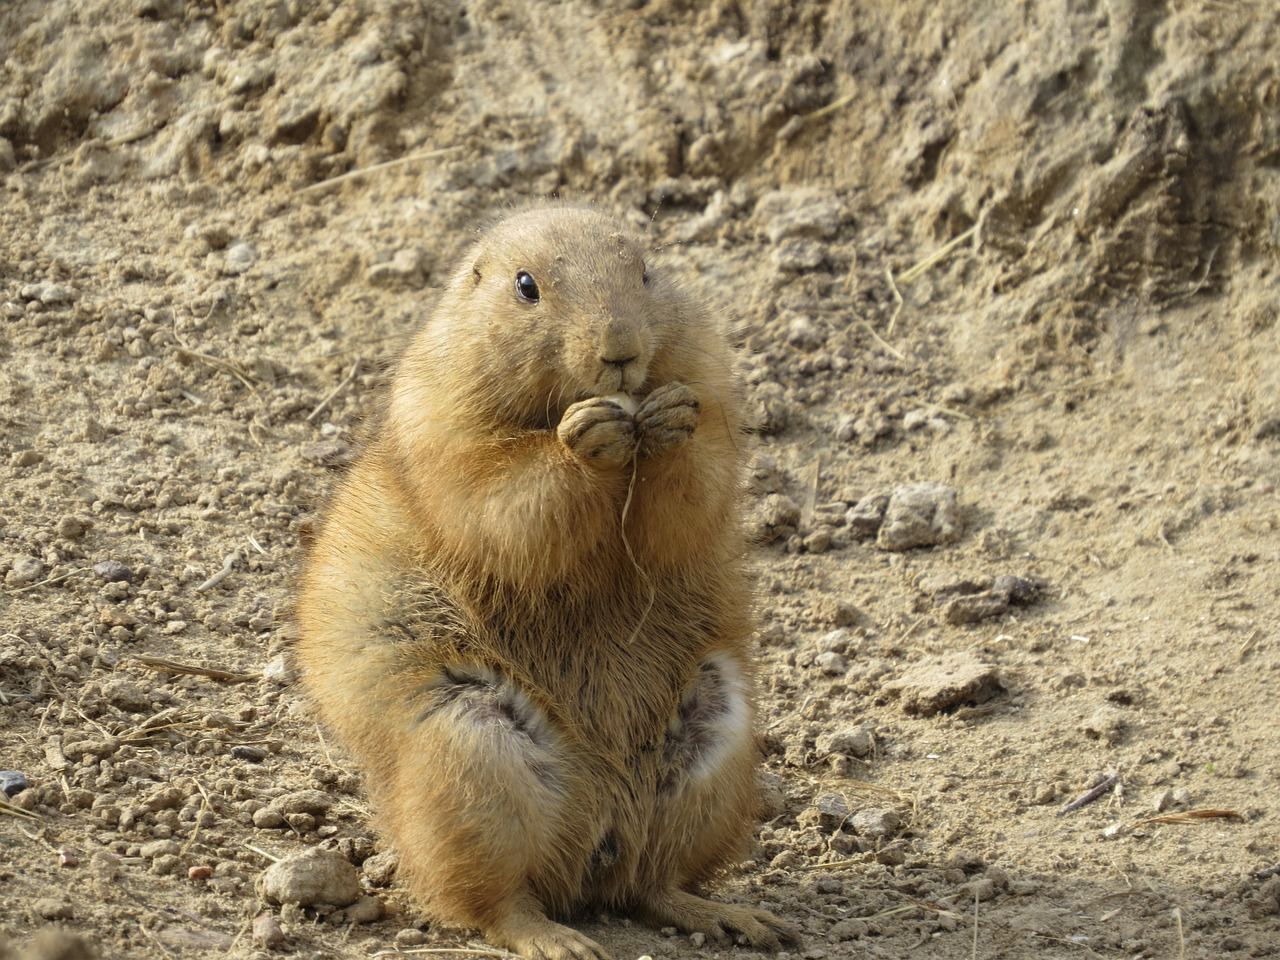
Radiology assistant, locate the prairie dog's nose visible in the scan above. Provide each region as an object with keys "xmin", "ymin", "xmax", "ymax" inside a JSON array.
[{"xmin": 599, "ymin": 317, "xmax": 641, "ymax": 368}]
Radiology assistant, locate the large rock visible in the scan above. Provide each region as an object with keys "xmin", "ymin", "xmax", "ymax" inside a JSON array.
[{"xmin": 256, "ymin": 847, "xmax": 361, "ymax": 907}]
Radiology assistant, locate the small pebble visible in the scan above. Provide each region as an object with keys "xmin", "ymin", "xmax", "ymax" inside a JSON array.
[
  {"xmin": 101, "ymin": 678, "xmax": 152, "ymax": 712},
  {"xmin": 93, "ymin": 559, "xmax": 134, "ymax": 583},
  {"xmin": 814, "ymin": 876, "xmax": 843, "ymax": 894},
  {"xmin": 880, "ymin": 652, "xmax": 1001, "ymax": 716},
  {"xmin": 802, "ymin": 528, "xmax": 832, "ymax": 553},
  {"xmin": 366, "ymin": 248, "xmax": 425, "ymax": 288},
  {"xmin": 18, "ymin": 281, "xmax": 77, "ymax": 304},
  {"xmin": 830, "ymin": 918, "xmax": 870, "ymax": 940},
  {"xmin": 786, "ymin": 315, "xmax": 823, "ymax": 350},
  {"xmin": 1102, "ymin": 821, "xmax": 1129, "ymax": 840},
  {"xmin": 964, "ymin": 877, "xmax": 998, "ymax": 901},
  {"xmin": 343, "ymin": 894, "xmax": 385, "ymax": 924},
  {"xmin": 815, "ymin": 725, "xmax": 875, "ymax": 759},
  {"xmin": 271, "ymin": 788, "xmax": 333, "ymax": 818},
  {"xmin": 749, "ymin": 493, "xmax": 801, "ymax": 543},
  {"xmin": 817, "ymin": 629, "xmax": 851, "ymax": 653},
  {"xmin": 262, "ymin": 654, "xmax": 300, "ymax": 684},
  {"xmin": 771, "ymin": 237, "xmax": 826, "ymax": 272},
  {"xmin": 0, "ymin": 770, "xmax": 29, "ymax": 797},
  {"xmin": 845, "ymin": 492, "xmax": 889, "ymax": 539},
  {"xmin": 362, "ymin": 850, "xmax": 400, "ymax": 888},
  {"xmin": 876, "ymin": 482, "xmax": 963, "ymax": 551},
  {"xmin": 232, "ymin": 744, "xmax": 269, "ymax": 762},
  {"xmin": 188, "ymin": 864, "xmax": 214, "ymax": 880},
  {"xmin": 850, "ymin": 807, "xmax": 900, "ymax": 840},
  {"xmin": 223, "ymin": 241, "xmax": 259, "ymax": 275},
  {"xmin": 152, "ymin": 854, "xmax": 182, "ymax": 875},
  {"xmin": 140, "ymin": 839, "xmax": 181, "ymax": 859},
  {"xmin": 252, "ymin": 912, "xmax": 286, "ymax": 948},
  {"xmin": 798, "ymin": 793, "xmax": 850, "ymax": 833},
  {"xmin": 253, "ymin": 807, "xmax": 285, "ymax": 829},
  {"xmin": 55, "ymin": 515, "xmax": 91, "ymax": 539},
  {"xmin": 755, "ymin": 189, "xmax": 842, "ymax": 242},
  {"xmin": 7, "ymin": 556, "xmax": 44, "ymax": 587},
  {"xmin": 813, "ymin": 651, "xmax": 848, "ymax": 675},
  {"xmin": 32, "ymin": 898, "xmax": 74, "ymax": 920}
]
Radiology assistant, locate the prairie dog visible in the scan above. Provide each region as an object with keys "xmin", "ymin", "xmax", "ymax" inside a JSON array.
[{"xmin": 295, "ymin": 206, "xmax": 792, "ymax": 960}]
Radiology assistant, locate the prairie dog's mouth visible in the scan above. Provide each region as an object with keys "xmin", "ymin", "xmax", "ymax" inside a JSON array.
[{"xmin": 598, "ymin": 392, "xmax": 639, "ymax": 415}]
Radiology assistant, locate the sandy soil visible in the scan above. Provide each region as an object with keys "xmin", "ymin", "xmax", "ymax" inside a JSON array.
[{"xmin": 2, "ymin": 2, "xmax": 1279, "ymax": 958}]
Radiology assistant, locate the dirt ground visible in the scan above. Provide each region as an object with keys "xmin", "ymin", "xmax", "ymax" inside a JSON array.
[{"xmin": 2, "ymin": 1, "xmax": 1279, "ymax": 958}]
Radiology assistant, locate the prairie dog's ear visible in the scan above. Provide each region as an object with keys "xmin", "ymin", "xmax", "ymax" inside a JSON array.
[
  {"xmin": 469, "ymin": 253, "xmax": 489, "ymax": 287},
  {"xmin": 465, "ymin": 248, "xmax": 494, "ymax": 289}
]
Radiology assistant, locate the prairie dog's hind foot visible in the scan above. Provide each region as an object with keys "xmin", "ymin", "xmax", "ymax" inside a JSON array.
[
  {"xmin": 636, "ymin": 382, "xmax": 700, "ymax": 456},
  {"xmin": 638, "ymin": 888, "xmax": 798, "ymax": 950},
  {"xmin": 489, "ymin": 903, "xmax": 613, "ymax": 960},
  {"xmin": 557, "ymin": 396, "xmax": 636, "ymax": 466}
]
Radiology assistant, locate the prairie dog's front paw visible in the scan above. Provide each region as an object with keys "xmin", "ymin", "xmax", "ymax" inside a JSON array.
[
  {"xmin": 558, "ymin": 396, "xmax": 636, "ymax": 467},
  {"xmin": 636, "ymin": 382, "xmax": 700, "ymax": 456}
]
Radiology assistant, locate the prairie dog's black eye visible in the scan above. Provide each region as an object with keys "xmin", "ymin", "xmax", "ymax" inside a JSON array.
[
  {"xmin": 514, "ymin": 270, "xmax": 540, "ymax": 303},
  {"xmin": 641, "ymin": 265, "xmax": 651, "ymax": 286}
]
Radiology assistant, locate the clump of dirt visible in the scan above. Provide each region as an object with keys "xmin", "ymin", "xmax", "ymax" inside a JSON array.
[{"xmin": 2, "ymin": 2, "xmax": 1278, "ymax": 958}]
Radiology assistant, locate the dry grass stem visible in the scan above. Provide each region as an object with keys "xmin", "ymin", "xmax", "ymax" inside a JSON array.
[
  {"xmin": 799, "ymin": 857, "xmax": 861, "ymax": 871},
  {"xmin": 18, "ymin": 126, "xmax": 160, "ymax": 173},
  {"xmin": 174, "ymin": 348, "xmax": 260, "ymax": 393},
  {"xmin": 372, "ymin": 949, "xmax": 518, "ymax": 958},
  {"xmin": 180, "ymin": 780, "xmax": 213, "ymax": 859},
  {"xmin": 840, "ymin": 779, "xmax": 907, "ymax": 805},
  {"xmin": 298, "ymin": 145, "xmax": 463, "ymax": 195},
  {"xmin": 619, "ymin": 454, "xmax": 656, "ymax": 644},
  {"xmin": 1058, "ymin": 772, "xmax": 1120, "ymax": 816},
  {"xmin": 1139, "ymin": 809, "xmax": 1241, "ymax": 825},
  {"xmin": 856, "ymin": 318, "xmax": 906, "ymax": 361},
  {"xmin": 195, "ymin": 550, "xmax": 241, "ymax": 592},
  {"xmin": 306, "ymin": 361, "xmax": 362, "ymax": 423},
  {"xmin": 971, "ymin": 890, "xmax": 980, "ymax": 959},
  {"xmin": 799, "ymin": 93, "xmax": 855, "ymax": 126},
  {"xmin": 799, "ymin": 457, "xmax": 821, "ymax": 531},
  {"xmin": 898, "ymin": 225, "xmax": 979, "ymax": 285},
  {"xmin": 884, "ymin": 267, "xmax": 905, "ymax": 335},
  {"xmin": 1238, "ymin": 629, "xmax": 1261, "ymax": 658},
  {"xmin": 921, "ymin": 400, "xmax": 975, "ymax": 421},
  {"xmin": 244, "ymin": 844, "xmax": 281, "ymax": 863},
  {"xmin": 315, "ymin": 724, "xmax": 343, "ymax": 770},
  {"xmin": 1171, "ymin": 245, "xmax": 1218, "ymax": 302},
  {"xmin": 0, "ymin": 796, "xmax": 39, "ymax": 821},
  {"xmin": 7, "ymin": 569, "xmax": 89, "ymax": 594},
  {"xmin": 130, "ymin": 655, "xmax": 257, "ymax": 684},
  {"xmin": 115, "ymin": 707, "xmax": 244, "ymax": 746}
]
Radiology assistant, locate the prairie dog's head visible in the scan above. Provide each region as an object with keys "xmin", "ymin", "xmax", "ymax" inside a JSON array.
[{"xmin": 430, "ymin": 206, "xmax": 684, "ymax": 426}]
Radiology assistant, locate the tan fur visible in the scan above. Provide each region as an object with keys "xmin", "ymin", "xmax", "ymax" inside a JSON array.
[{"xmin": 295, "ymin": 206, "xmax": 793, "ymax": 960}]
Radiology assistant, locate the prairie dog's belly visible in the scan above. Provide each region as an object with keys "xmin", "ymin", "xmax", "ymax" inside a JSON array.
[{"xmin": 425, "ymin": 643, "xmax": 753, "ymax": 783}]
